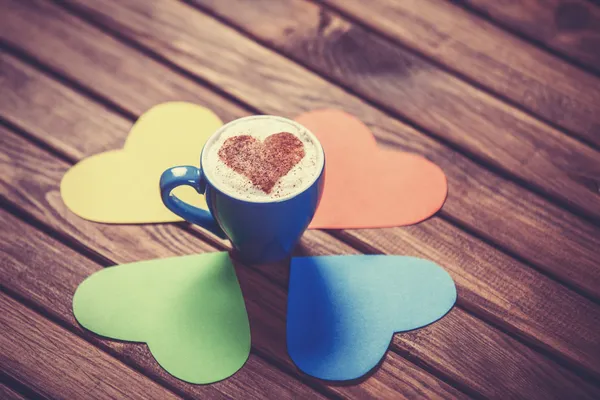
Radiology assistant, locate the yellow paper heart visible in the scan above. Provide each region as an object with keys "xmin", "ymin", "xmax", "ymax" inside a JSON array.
[{"xmin": 61, "ymin": 102, "xmax": 223, "ymax": 223}]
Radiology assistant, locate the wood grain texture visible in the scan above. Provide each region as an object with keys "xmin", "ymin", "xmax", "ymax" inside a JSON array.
[
  {"xmin": 2, "ymin": 0, "xmax": 600, "ymax": 377},
  {"xmin": 0, "ymin": 289, "xmax": 180, "ymax": 400},
  {"xmin": 2, "ymin": 11, "xmax": 600, "ymax": 380},
  {"xmin": 0, "ymin": 128, "xmax": 464, "ymax": 400},
  {"xmin": 458, "ymin": 0, "xmax": 600, "ymax": 74},
  {"xmin": 0, "ymin": 1, "xmax": 243, "ymax": 125},
  {"xmin": 0, "ymin": 384, "xmax": 27, "ymax": 400},
  {"xmin": 21, "ymin": 0, "xmax": 600, "ymax": 301},
  {"xmin": 192, "ymin": 0, "xmax": 600, "ymax": 207},
  {"xmin": 0, "ymin": 2, "xmax": 245, "ymax": 134},
  {"xmin": 2, "ymin": 51, "xmax": 599, "ymax": 399},
  {"xmin": 319, "ymin": 0, "xmax": 600, "ymax": 146}
]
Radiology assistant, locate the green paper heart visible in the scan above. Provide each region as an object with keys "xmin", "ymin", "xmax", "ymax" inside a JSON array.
[{"xmin": 73, "ymin": 252, "xmax": 250, "ymax": 384}]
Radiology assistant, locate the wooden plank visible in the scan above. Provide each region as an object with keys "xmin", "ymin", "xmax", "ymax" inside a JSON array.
[
  {"xmin": 0, "ymin": 129, "xmax": 466, "ymax": 400},
  {"xmin": 0, "ymin": 290, "xmax": 180, "ymax": 400},
  {"xmin": 318, "ymin": 0, "xmax": 600, "ymax": 146},
  {"xmin": 458, "ymin": 0, "xmax": 600, "ymax": 74},
  {"xmin": 190, "ymin": 0, "xmax": 600, "ymax": 205},
  {"xmin": 1, "ymin": 55, "xmax": 599, "ymax": 400},
  {"xmin": 24, "ymin": 0, "xmax": 600, "ymax": 301},
  {"xmin": 0, "ymin": 384, "xmax": 27, "ymax": 400}
]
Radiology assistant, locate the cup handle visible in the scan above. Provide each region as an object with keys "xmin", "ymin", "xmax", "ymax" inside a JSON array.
[{"xmin": 160, "ymin": 166, "xmax": 226, "ymax": 238}]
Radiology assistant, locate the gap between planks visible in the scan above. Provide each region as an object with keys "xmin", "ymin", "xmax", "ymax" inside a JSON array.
[{"xmin": 0, "ymin": 370, "xmax": 46, "ymax": 400}]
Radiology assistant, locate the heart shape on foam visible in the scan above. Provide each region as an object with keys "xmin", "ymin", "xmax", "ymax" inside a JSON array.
[
  {"xmin": 61, "ymin": 102, "xmax": 223, "ymax": 223},
  {"xmin": 73, "ymin": 252, "xmax": 250, "ymax": 384},
  {"xmin": 218, "ymin": 132, "xmax": 305, "ymax": 193},
  {"xmin": 287, "ymin": 255, "xmax": 457, "ymax": 381},
  {"xmin": 296, "ymin": 110, "xmax": 448, "ymax": 229}
]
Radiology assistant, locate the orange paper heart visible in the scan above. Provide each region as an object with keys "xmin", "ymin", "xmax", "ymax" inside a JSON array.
[{"xmin": 296, "ymin": 110, "xmax": 447, "ymax": 229}]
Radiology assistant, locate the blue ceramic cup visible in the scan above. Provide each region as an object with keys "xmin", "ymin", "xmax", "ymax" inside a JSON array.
[{"xmin": 160, "ymin": 115, "xmax": 325, "ymax": 264}]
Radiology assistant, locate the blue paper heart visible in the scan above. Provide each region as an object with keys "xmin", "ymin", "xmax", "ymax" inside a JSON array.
[{"xmin": 287, "ymin": 255, "xmax": 456, "ymax": 381}]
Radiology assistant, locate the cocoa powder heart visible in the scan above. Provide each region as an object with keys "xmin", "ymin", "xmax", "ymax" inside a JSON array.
[{"xmin": 218, "ymin": 132, "xmax": 305, "ymax": 193}]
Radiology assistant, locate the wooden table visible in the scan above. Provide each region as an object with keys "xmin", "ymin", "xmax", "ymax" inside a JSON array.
[{"xmin": 1, "ymin": 0, "xmax": 599, "ymax": 398}]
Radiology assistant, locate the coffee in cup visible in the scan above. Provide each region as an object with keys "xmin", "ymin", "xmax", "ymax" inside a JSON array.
[{"xmin": 203, "ymin": 116, "xmax": 323, "ymax": 201}]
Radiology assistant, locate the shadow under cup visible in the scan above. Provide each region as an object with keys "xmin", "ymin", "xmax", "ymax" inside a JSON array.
[{"xmin": 160, "ymin": 116, "xmax": 325, "ymax": 264}]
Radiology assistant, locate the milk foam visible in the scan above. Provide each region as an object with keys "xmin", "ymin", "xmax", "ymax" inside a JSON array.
[{"xmin": 203, "ymin": 116, "xmax": 323, "ymax": 202}]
